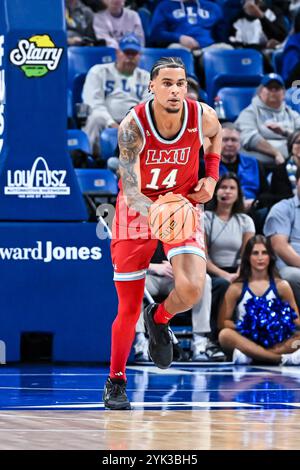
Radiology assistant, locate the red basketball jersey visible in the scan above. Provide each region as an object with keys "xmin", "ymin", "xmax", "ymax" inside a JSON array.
[{"xmin": 121, "ymin": 98, "xmax": 203, "ymax": 201}]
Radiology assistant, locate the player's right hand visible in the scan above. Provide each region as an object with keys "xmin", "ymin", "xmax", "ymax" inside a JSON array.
[{"xmin": 188, "ymin": 177, "xmax": 216, "ymax": 203}]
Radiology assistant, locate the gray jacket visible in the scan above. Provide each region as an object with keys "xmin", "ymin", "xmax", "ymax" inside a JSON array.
[{"xmin": 235, "ymin": 95, "xmax": 300, "ymax": 158}]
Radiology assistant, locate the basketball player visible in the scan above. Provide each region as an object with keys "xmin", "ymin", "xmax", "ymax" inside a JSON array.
[{"xmin": 103, "ymin": 57, "xmax": 222, "ymax": 410}]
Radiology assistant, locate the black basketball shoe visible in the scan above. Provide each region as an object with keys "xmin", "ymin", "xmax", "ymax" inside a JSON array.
[
  {"xmin": 103, "ymin": 377, "xmax": 131, "ymax": 410},
  {"xmin": 144, "ymin": 303, "xmax": 173, "ymax": 369}
]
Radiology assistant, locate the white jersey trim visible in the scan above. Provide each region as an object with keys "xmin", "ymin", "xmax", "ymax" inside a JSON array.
[
  {"xmin": 145, "ymin": 99, "xmax": 188, "ymax": 145},
  {"xmin": 196, "ymin": 101, "xmax": 204, "ymax": 147}
]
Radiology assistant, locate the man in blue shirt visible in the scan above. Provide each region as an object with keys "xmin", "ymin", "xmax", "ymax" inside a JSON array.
[
  {"xmin": 264, "ymin": 168, "xmax": 300, "ymax": 309},
  {"xmin": 150, "ymin": 0, "xmax": 222, "ymax": 49},
  {"xmin": 220, "ymin": 122, "xmax": 269, "ymax": 211}
]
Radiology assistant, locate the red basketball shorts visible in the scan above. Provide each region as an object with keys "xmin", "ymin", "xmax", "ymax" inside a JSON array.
[{"xmin": 111, "ymin": 196, "xmax": 206, "ymax": 281}]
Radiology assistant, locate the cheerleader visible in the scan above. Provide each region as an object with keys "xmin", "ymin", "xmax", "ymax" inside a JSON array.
[{"xmin": 218, "ymin": 235, "xmax": 300, "ymax": 365}]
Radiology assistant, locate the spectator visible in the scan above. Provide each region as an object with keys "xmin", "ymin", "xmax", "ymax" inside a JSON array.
[
  {"xmin": 134, "ymin": 243, "xmax": 225, "ymax": 362},
  {"xmin": 186, "ymin": 75, "xmax": 200, "ymax": 101},
  {"xmin": 235, "ymin": 73, "xmax": 300, "ymax": 166},
  {"xmin": 150, "ymin": 0, "xmax": 222, "ymax": 50},
  {"xmin": 82, "ymin": 33, "xmax": 149, "ymax": 154},
  {"xmin": 205, "ymin": 172, "xmax": 256, "ymax": 340},
  {"xmin": 282, "ymin": 11, "xmax": 300, "ymax": 88},
  {"xmin": 66, "ymin": 0, "xmax": 98, "ymax": 46},
  {"xmin": 270, "ymin": 130, "xmax": 300, "ymax": 201},
  {"xmin": 93, "ymin": 0, "xmax": 145, "ymax": 48},
  {"xmin": 229, "ymin": 0, "xmax": 288, "ymax": 49},
  {"xmin": 218, "ymin": 235, "xmax": 300, "ymax": 365},
  {"xmin": 264, "ymin": 167, "xmax": 300, "ymax": 309},
  {"xmin": 220, "ymin": 123, "xmax": 269, "ymax": 212},
  {"xmin": 186, "ymin": 74, "xmax": 208, "ymax": 103}
]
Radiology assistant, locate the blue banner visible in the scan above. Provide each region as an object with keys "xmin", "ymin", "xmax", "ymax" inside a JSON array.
[
  {"xmin": 0, "ymin": 222, "xmax": 117, "ymax": 362},
  {"xmin": 0, "ymin": 0, "xmax": 87, "ymax": 220}
]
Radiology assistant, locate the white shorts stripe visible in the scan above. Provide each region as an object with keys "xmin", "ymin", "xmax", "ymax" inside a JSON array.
[
  {"xmin": 113, "ymin": 269, "xmax": 147, "ymax": 281},
  {"xmin": 167, "ymin": 246, "xmax": 206, "ymax": 262}
]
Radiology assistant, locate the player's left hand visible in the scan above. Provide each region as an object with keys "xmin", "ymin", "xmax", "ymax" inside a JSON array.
[{"xmin": 188, "ymin": 177, "xmax": 217, "ymax": 203}]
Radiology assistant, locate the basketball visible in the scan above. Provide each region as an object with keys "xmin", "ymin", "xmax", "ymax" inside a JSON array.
[{"xmin": 148, "ymin": 193, "xmax": 197, "ymax": 244}]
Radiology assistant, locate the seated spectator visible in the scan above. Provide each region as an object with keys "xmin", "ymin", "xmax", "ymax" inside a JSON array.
[
  {"xmin": 82, "ymin": 33, "xmax": 149, "ymax": 155},
  {"xmin": 218, "ymin": 235, "xmax": 300, "ymax": 365},
  {"xmin": 186, "ymin": 74, "xmax": 207, "ymax": 103},
  {"xmin": 93, "ymin": 0, "xmax": 145, "ymax": 48},
  {"xmin": 186, "ymin": 75, "xmax": 200, "ymax": 101},
  {"xmin": 220, "ymin": 122, "xmax": 271, "ymax": 232},
  {"xmin": 229, "ymin": 0, "xmax": 287, "ymax": 50},
  {"xmin": 134, "ymin": 242, "xmax": 225, "ymax": 362},
  {"xmin": 205, "ymin": 172, "xmax": 256, "ymax": 341},
  {"xmin": 220, "ymin": 123, "xmax": 269, "ymax": 212},
  {"xmin": 66, "ymin": 0, "xmax": 98, "ymax": 46},
  {"xmin": 282, "ymin": 11, "xmax": 300, "ymax": 88},
  {"xmin": 235, "ymin": 73, "xmax": 300, "ymax": 166},
  {"xmin": 264, "ymin": 167, "xmax": 300, "ymax": 310},
  {"xmin": 270, "ymin": 130, "xmax": 300, "ymax": 201},
  {"xmin": 150, "ymin": 0, "xmax": 222, "ymax": 50}
]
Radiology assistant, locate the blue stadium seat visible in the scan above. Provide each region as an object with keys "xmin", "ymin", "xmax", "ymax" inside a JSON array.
[
  {"xmin": 272, "ymin": 48, "xmax": 284, "ymax": 75},
  {"xmin": 203, "ymin": 48, "xmax": 263, "ymax": 105},
  {"xmin": 67, "ymin": 129, "xmax": 91, "ymax": 154},
  {"xmin": 285, "ymin": 87, "xmax": 300, "ymax": 113},
  {"xmin": 199, "ymin": 89, "xmax": 208, "ymax": 103},
  {"xmin": 75, "ymin": 169, "xmax": 118, "ymax": 196},
  {"xmin": 138, "ymin": 7, "xmax": 151, "ymax": 46},
  {"xmin": 67, "ymin": 89, "xmax": 73, "ymax": 118},
  {"xmin": 217, "ymin": 87, "xmax": 256, "ymax": 121},
  {"xmin": 100, "ymin": 128, "xmax": 118, "ymax": 161},
  {"xmin": 68, "ymin": 46, "xmax": 116, "ymax": 88},
  {"xmin": 67, "ymin": 130, "xmax": 96, "ymax": 168},
  {"xmin": 140, "ymin": 48, "xmax": 195, "ymax": 76}
]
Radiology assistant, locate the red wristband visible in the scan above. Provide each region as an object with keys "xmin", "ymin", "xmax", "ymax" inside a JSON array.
[{"xmin": 204, "ymin": 153, "xmax": 220, "ymax": 181}]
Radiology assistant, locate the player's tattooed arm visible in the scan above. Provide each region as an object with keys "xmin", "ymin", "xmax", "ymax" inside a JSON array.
[
  {"xmin": 118, "ymin": 114, "xmax": 152, "ymax": 216},
  {"xmin": 201, "ymin": 103, "xmax": 222, "ymax": 156}
]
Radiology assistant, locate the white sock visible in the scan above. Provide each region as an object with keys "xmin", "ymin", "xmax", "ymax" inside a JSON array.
[{"xmin": 281, "ymin": 348, "xmax": 300, "ymax": 366}]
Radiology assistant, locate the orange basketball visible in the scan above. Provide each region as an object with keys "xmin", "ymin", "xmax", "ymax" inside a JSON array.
[{"xmin": 148, "ymin": 193, "xmax": 197, "ymax": 244}]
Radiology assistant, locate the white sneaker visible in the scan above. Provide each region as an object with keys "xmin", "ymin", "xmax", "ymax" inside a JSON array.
[
  {"xmin": 281, "ymin": 348, "xmax": 300, "ymax": 365},
  {"xmin": 192, "ymin": 335, "xmax": 208, "ymax": 361},
  {"xmin": 134, "ymin": 333, "xmax": 149, "ymax": 361},
  {"xmin": 232, "ymin": 348, "xmax": 253, "ymax": 365}
]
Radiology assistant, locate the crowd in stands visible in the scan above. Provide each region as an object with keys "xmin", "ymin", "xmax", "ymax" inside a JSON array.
[{"xmin": 66, "ymin": 0, "xmax": 300, "ymax": 364}]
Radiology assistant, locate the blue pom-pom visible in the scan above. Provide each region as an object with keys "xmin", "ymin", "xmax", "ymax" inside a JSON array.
[{"xmin": 236, "ymin": 297, "xmax": 297, "ymax": 348}]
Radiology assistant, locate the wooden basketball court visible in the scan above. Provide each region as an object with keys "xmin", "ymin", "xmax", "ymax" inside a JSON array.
[{"xmin": 1, "ymin": 363, "xmax": 300, "ymax": 450}]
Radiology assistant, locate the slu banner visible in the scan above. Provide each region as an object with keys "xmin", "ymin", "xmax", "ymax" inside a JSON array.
[
  {"xmin": 0, "ymin": 0, "xmax": 87, "ymax": 220},
  {"xmin": 0, "ymin": 222, "xmax": 117, "ymax": 362}
]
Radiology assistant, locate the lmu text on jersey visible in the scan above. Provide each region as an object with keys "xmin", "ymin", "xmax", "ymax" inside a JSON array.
[{"xmin": 145, "ymin": 147, "xmax": 191, "ymax": 165}]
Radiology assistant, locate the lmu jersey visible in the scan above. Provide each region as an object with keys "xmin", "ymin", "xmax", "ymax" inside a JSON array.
[
  {"xmin": 132, "ymin": 99, "xmax": 203, "ymax": 200},
  {"xmin": 127, "ymin": 98, "xmax": 203, "ymax": 201}
]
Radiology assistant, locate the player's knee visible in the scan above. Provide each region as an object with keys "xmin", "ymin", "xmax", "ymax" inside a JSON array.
[{"xmin": 176, "ymin": 279, "xmax": 203, "ymax": 308}]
